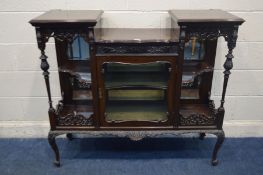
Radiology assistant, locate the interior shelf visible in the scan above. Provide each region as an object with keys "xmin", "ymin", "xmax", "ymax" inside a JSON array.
[
  {"xmin": 108, "ymin": 89, "xmax": 165, "ymax": 101},
  {"xmin": 179, "ymin": 102, "xmax": 216, "ymax": 126},
  {"xmin": 56, "ymin": 104, "xmax": 93, "ymax": 126},
  {"xmin": 57, "ymin": 104, "xmax": 93, "ymax": 116},
  {"xmin": 183, "ymin": 62, "xmax": 213, "ymax": 72},
  {"xmin": 59, "ymin": 64, "xmax": 90, "ymax": 73},
  {"xmin": 104, "ymin": 72, "xmax": 169, "ymax": 89},
  {"xmin": 105, "ymin": 101, "xmax": 168, "ymax": 122}
]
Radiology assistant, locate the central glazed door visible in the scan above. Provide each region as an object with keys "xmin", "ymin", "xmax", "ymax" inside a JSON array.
[{"xmin": 96, "ymin": 55, "xmax": 179, "ymax": 127}]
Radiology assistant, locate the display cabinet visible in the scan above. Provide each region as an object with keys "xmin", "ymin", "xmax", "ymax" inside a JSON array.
[{"xmin": 30, "ymin": 9, "xmax": 244, "ymax": 167}]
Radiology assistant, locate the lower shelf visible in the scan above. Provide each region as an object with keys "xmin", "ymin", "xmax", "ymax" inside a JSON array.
[
  {"xmin": 179, "ymin": 102, "xmax": 216, "ymax": 126},
  {"xmin": 105, "ymin": 101, "xmax": 168, "ymax": 123},
  {"xmin": 56, "ymin": 104, "xmax": 93, "ymax": 126}
]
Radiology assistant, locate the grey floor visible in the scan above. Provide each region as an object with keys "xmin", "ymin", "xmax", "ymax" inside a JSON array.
[{"xmin": 0, "ymin": 136, "xmax": 262, "ymax": 175}]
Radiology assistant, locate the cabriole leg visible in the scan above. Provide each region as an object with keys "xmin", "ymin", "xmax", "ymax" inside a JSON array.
[
  {"xmin": 211, "ymin": 130, "xmax": 225, "ymax": 166},
  {"xmin": 199, "ymin": 133, "xmax": 206, "ymax": 140},
  {"xmin": 48, "ymin": 132, "xmax": 61, "ymax": 167},
  {"xmin": 66, "ymin": 133, "xmax": 73, "ymax": 141}
]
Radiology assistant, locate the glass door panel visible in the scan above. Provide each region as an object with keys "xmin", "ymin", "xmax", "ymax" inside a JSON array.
[{"xmin": 100, "ymin": 61, "xmax": 173, "ymax": 123}]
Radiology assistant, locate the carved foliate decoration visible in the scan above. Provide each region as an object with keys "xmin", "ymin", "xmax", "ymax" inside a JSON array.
[
  {"xmin": 57, "ymin": 111, "xmax": 93, "ymax": 126},
  {"xmin": 179, "ymin": 100, "xmax": 217, "ymax": 126},
  {"xmin": 36, "ymin": 28, "xmax": 94, "ymax": 45},
  {"xmin": 55, "ymin": 102, "xmax": 93, "ymax": 126},
  {"xmin": 184, "ymin": 25, "xmax": 237, "ymax": 41},
  {"xmin": 180, "ymin": 113, "xmax": 215, "ymax": 126},
  {"xmin": 96, "ymin": 45, "xmax": 178, "ymax": 54}
]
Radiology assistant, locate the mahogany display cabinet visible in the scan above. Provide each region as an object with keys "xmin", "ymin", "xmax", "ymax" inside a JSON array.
[{"xmin": 30, "ymin": 9, "xmax": 244, "ymax": 167}]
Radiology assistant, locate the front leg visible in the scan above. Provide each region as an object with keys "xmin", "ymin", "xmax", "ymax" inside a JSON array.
[
  {"xmin": 48, "ymin": 132, "xmax": 61, "ymax": 167},
  {"xmin": 66, "ymin": 133, "xmax": 73, "ymax": 141},
  {"xmin": 199, "ymin": 133, "xmax": 206, "ymax": 140},
  {"xmin": 211, "ymin": 130, "xmax": 225, "ymax": 166}
]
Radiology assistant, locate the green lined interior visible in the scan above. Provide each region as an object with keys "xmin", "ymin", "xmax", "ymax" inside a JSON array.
[
  {"xmin": 105, "ymin": 102, "xmax": 168, "ymax": 122},
  {"xmin": 106, "ymin": 62, "xmax": 168, "ymax": 72},
  {"xmin": 105, "ymin": 72, "xmax": 168, "ymax": 88},
  {"xmin": 108, "ymin": 90, "xmax": 165, "ymax": 101},
  {"xmin": 103, "ymin": 62, "xmax": 170, "ymax": 122}
]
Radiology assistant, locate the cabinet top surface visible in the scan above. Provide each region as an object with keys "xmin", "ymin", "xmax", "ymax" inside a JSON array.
[
  {"xmin": 94, "ymin": 28, "xmax": 179, "ymax": 43},
  {"xmin": 169, "ymin": 9, "xmax": 245, "ymax": 24},
  {"xmin": 30, "ymin": 10, "xmax": 103, "ymax": 25}
]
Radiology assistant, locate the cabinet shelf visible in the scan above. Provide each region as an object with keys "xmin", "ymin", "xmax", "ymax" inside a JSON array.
[
  {"xmin": 56, "ymin": 104, "xmax": 93, "ymax": 126},
  {"xmin": 105, "ymin": 101, "xmax": 168, "ymax": 123},
  {"xmin": 104, "ymin": 72, "xmax": 169, "ymax": 89},
  {"xmin": 108, "ymin": 89, "xmax": 165, "ymax": 101},
  {"xmin": 179, "ymin": 102, "xmax": 216, "ymax": 126}
]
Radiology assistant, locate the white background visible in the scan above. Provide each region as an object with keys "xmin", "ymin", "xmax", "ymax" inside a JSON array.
[{"xmin": 0, "ymin": 0, "xmax": 262, "ymax": 126}]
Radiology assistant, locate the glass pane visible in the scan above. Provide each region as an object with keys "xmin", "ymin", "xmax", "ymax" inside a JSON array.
[
  {"xmin": 67, "ymin": 35, "xmax": 90, "ymax": 60},
  {"xmin": 105, "ymin": 101, "xmax": 168, "ymax": 122},
  {"xmin": 184, "ymin": 37, "xmax": 205, "ymax": 60},
  {"xmin": 102, "ymin": 61, "xmax": 170, "ymax": 122},
  {"xmin": 103, "ymin": 62, "xmax": 170, "ymax": 89},
  {"xmin": 108, "ymin": 90, "xmax": 165, "ymax": 101}
]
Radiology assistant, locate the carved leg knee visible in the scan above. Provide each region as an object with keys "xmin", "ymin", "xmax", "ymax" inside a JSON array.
[
  {"xmin": 199, "ymin": 133, "xmax": 206, "ymax": 140},
  {"xmin": 48, "ymin": 132, "xmax": 61, "ymax": 167},
  {"xmin": 66, "ymin": 133, "xmax": 73, "ymax": 141},
  {"xmin": 211, "ymin": 131, "xmax": 225, "ymax": 166}
]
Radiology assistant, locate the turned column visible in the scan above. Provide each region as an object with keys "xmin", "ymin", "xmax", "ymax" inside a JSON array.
[
  {"xmin": 35, "ymin": 28, "xmax": 56, "ymax": 130},
  {"xmin": 217, "ymin": 25, "xmax": 239, "ymax": 129}
]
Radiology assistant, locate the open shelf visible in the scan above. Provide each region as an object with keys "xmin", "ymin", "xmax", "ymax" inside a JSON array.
[
  {"xmin": 56, "ymin": 104, "xmax": 93, "ymax": 126},
  {"xmin": 59, "ymin": 64, "xmax": 90, "ymax": 73},
  {"xmin": 179, "ymin": 102, "xmax": 216, "ymax": 126},
  {"xmin": 58, "ymin": 104, "xmax": 93, "ymax": 116},
  {"xmin": 183, "ymin": 62, "xmax": 213, "ymax": 72},
  {"xmin": 105, "ymin": 101, "xmax": 168, "ymax": 122}
]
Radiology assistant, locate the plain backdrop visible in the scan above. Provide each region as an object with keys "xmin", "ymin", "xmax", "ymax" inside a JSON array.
[{"xmin": 0, "ymin": 0, "xmax": 262, "ymax": 127}]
